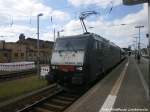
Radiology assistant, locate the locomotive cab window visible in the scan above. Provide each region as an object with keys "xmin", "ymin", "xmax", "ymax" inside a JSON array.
[
  {"xmin": 98, "ymin": 42, "xmax": 102, "ymax": 49},
  {"xmin": 54, "ymin": 37, "xmax": 87, "ymax": 52},
  {"xmin": 94, "ymin": 41, "xmax": 99, "ymax": 49}
]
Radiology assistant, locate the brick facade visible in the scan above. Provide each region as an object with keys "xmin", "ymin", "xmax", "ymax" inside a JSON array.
[{"xmin": 0, "ymin": 37, "xmax": 54, "ymax": 63}]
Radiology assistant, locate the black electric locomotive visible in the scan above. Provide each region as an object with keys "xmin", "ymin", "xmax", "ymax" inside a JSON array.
[{"xmin": 47, "ymin": 33, "xmax": 122, "ymax": 89}]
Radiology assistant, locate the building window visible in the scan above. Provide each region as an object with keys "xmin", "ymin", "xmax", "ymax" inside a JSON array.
[
  {"xmin": 4, "ymin": 53, "xmax": 8, "ymax": 57},
  {"xmin": 14, "ymin": 53, "xmax": 18, "ymax": 57},
  {"xmin": 34, "ymin": 52, "xmax": 36, "ymax": 56},
  {"xmin": 21, "ymin": 53, "xmax": 24, "ymax": 57},
  {"xmin": 29, "ymin": 53, "xmax": 32, "ymax": 57}
]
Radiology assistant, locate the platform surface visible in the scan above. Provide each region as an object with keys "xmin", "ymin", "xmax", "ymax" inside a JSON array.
[{"xmin": 65, "ymin": 56, "xmax": 150, "ymax": 112}]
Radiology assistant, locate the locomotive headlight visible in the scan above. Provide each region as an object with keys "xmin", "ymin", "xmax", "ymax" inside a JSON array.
[
  {"xmin": 76, "ymin": 66, "xmax": 83, "ymax": 71},
  {"xmin": 51, "ymin": 66, "xmax": 58, "ymax": 69}
]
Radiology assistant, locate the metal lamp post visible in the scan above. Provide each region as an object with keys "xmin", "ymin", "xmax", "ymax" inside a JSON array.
[
  {"xmin": 133, "ymin": 36, "xmax": 139, "ymax": 59},
  {"xmin": 37, "ymin": 13, "xmax": 43, "ymax": 77},
  {"xmin": 133, "ymin": 37, "xmax": 138, "ymax": 50},
  {"xmin": 148, "ymin": 1, "xmax": 150, "ymax": 101},
  {"xmin": 57, "ymin": 29, "xmax": 64, "ymax": 38},
  {"xmin": 135, "ymin": 25, "xmax": 144, "ymax": 55}
]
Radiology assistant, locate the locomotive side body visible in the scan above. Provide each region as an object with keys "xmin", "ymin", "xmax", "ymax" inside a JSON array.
[
  {"xmin": 86, "ymin": 35, "xmax": 121, "ymax": 84},
  {"xmin": 47, "ymin": 33, "xmax": 121, "ymax": 89}
]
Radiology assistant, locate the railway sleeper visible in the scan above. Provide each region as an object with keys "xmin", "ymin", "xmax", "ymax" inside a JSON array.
[
  {"xmin": 39, "ymin": 104, "xmax": 62, "ymax": 112},
  {"xmin": 35, "ymin": 107, "xmax": 54, "ymax": 112},
  {"xmin": 55, "ymin": 96, "xmax": 75, "ymax": 101},
  {"xmin": 51, "ymin": 99, "xmax": 71, "ymax": 105},
  {"xmin": 49, "ymin": 100, "xmax": 69, "ymax": 107},
  {"xmin": 44, "ymin": 103, "xmax": 65, "ymax": 110},
  {"xmin": 60, "ymin": 92, "xmax": 79, "ymax": 98}
]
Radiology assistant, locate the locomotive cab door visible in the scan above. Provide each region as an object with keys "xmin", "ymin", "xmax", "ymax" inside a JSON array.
[{"xmin": 89, "ymin": 40, "xmax": 104, "ymax": 82}]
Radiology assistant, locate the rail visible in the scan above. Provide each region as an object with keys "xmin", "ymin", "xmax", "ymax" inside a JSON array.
[
  {"xmin": 17, "ymin": 89, "xmax": 81, "ymax": 112},
  {"xmin": 0, "ymin": 84, "xmax": 58, "ymax": 112},
  {"xmin": 0, "ymin": 69, "xmax": 36, "ymax": 82}
]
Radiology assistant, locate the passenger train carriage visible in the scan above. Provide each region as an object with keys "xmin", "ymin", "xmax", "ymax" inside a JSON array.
[{"xmin": 47, "ymin": 33, "xmax": 124, "ymax": 89}]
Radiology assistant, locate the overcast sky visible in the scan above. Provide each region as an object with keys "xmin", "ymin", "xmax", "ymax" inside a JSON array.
[{"xmin": 0, "ymin": 0, "xmax": 148, "ymax": 48}]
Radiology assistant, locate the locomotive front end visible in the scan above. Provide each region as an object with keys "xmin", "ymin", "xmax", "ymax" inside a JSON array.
[{"xmin": 48, "ymin": 36, "xmax": 88, "ymax": 87}]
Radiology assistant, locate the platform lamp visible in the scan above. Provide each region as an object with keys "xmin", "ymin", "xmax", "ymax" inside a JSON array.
[
  {"xmin": 57, "ymin": 29, "xmax": 64, "ymax": 38},
  {"xmin": 37, "ymin": 13, "xmax": 43, "ymax": 77},
  {"xmin": 135, "ymin": 25, "xmax": 144, "ymax": 56}
]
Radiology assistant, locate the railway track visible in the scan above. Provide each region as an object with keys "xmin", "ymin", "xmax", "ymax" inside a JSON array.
[
  {"xmin": 17, "ymin": 89, "xmax": 82, "ymax": 112},
  {"xmin": 0, "ymin": 84, "xmax": 58, "ymax": 112},
  {"xmin": 0, "ymin": 69, "xmax": 37, "ymax": 82},
  {"xmin": 0, "ymin": 83, "xmax": 82, "ymax": 112}
]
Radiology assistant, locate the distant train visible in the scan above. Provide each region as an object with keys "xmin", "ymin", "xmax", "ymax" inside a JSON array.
[{"xmin": 47, "ymin": 33, "xmax": 125, "ymax": 89}]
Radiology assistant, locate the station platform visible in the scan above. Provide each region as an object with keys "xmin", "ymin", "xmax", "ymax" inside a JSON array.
[{"xmin": 64, "ymin": 56, "xmax": 150, "ymax": 112}]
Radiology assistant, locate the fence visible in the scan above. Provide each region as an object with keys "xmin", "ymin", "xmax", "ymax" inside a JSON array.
[{"xmin": 0, "ymin": 62, "xmax": 35, "ymax": 71}]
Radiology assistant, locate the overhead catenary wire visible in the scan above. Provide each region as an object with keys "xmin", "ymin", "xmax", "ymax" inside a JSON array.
[
  {"xmin": 0, "ymin": 0, "xmax": 115, "ymax": 26},
  {"xmin": 0, "ymin": 0, "xmax": 117, "ymax": 39}
]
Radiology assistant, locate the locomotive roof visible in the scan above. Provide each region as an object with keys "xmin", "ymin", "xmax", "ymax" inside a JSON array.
[
  {"xmin": 58, "ymin": 32, "xmax": 106, "ymax": 41},
  {"xmin": 92, "ymin": 34, "xmax": 120, "ymax": 48},
  {"xmin": 58, "ymin": 33, "xmax": 120, "ymax": 48},
  {"xmin": 109, "ymin": 42, "xmax": 120, "ymax": 48},
  {"xmin": 59, "ymin": 33, "xmax": 92, "ymax": 39}
]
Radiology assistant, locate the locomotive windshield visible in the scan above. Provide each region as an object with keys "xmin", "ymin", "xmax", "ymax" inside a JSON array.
[{"xmin": 54, "ymin": 38, "xmax": 87, "ymax": 51}]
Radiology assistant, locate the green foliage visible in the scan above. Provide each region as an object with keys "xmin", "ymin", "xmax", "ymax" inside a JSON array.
[{"xmin": 0, "ymin": 75, "xmax": 47, "ymax": 102}]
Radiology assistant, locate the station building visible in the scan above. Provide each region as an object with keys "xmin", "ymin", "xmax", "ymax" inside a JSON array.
[{"xmin": 0, "ymin": 34, "xmax": 54, "ymax": 63}]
